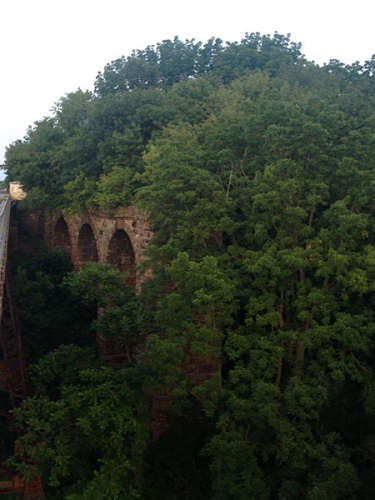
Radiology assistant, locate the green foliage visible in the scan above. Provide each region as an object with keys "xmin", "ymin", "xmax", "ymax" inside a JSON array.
[
  {"xmin": 8, "ymin": 259, "xmax": 152, "ymax": 499},
  {"xmin": 158, "ymin": 253, "xmax": 235, "ymax": 351},
  {"xmin": 95, "ymin": 165, "xmax": 135, "ymax": 211},
  {"xmin": 7, "ymin": 31, "xmax": 375, "ymax": 499},
  {"xmin": 135, "ymin": 61, "xmax": 375, "ymax": 497},
  {"xmin": 64, "ymin": 263, "xmax": 146, "ymax": 352},
  {"xmin": 29, "ymin": 344, "xmax": 97, "ymax": 398},
  {"xmin": 5, "ymin": 32, "xmax": 306, "ymax": 212},
  {"xmin": 64, "ymin": 263, "xmax": 132, "ymax": 306},
  {"xmin": 13, "ymin": 248, "xmax": 95, "ymax": 360},
  {"xmin": 143, "ymin": 253, "xmax": 235, "ymax": 394},
  {"xmin": 138, "ymin": 123, "xmax": 233, "ymax": 260},
  {"xmin": 8, "ymin": 356, "xmax": 149, "ymax": 499},
  {"xmin": 52, "ymin": 89, "xmax": 92, "ymax": 135},
  {"xmin": 63, "ymin": 173, "xmax": 97, "ymax": 213},
  {"xmin": 142, "ymin": 401, "xmax": 214, "ymax": 500},
  {"xmin": 5, "ymin": 118, "xmax": 64, "ymax": 209},
  {"xmin": 94, "ymin": 33, "xmax": 302, "ymax": 96}
]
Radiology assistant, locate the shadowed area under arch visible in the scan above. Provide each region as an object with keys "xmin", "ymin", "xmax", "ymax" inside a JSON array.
[
  {"xmin": 107, "ymin": 229, "xmax": 136, "ymax": 286},
  {"xmin": 53, "ymin": 217, "xmax": 71, "ymax": 254},
  {"xmin": 77, "ymin": 223, "xmax": 98, "ymax": 264}
]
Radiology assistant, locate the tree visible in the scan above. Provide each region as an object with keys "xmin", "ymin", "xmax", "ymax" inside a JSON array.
[
  {"xmin": 64, "ymin": 264, "xmax": 146, "ymax": 359},
  {"xmin": 5, "ymin": 118, "xmax": 64, "ymax": 208},
  {"xmin": 9, "ymin": 261, "xmax": 152, "ymax": 498},
  {"xmin": 8, "ymin": 349, "xmax": 149, "ymax": 500},
  {"xmin": 136, "ymin": 71, "xmax": 375, "ymax": 497},
  {"xmin": 13, "ymin": 248, "xmax": 95, "ymax": 361}
]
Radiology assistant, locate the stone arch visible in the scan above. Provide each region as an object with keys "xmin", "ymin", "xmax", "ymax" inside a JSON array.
[
  {"xmin": 107, "ymin": 229, "xmax": 136, "ymax": 286},
  {"xmin": 53, "ymin": 217, "xmax": 71, "ymax": 254},
  {"xmin": 77, "ymin": 223, "xmax": 98, "ymax": 264}
]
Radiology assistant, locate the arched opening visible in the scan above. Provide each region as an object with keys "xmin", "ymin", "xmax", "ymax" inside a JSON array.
[
  {"xmin": 107, "ymin": 230, "xmax": 136, "ymax": 286},
  {"xmin": 77, "ymin": 224, "xmax": 98, "ymax": 264},
  {"xmin": 53, "ymin": 217, "xmax": 71, "ymax": 254}
]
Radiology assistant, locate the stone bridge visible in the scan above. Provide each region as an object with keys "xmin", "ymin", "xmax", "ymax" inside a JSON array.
[
  {"xmin": 48, "ymin": 207, "xmax": 153, "ymax": 289},
  {"xmin": 1, "ymin": 192, "xmax": 156, "ymax": 496}
]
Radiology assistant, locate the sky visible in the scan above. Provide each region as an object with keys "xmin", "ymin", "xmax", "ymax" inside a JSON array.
[{"xmin": 1, "ymin": 0, "xmax": 375, "ymax": 170}]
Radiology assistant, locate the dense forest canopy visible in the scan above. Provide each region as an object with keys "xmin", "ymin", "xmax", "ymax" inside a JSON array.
[{"xmin": 4, "ymin": 32, "xmax": 375, "ymax": 499}]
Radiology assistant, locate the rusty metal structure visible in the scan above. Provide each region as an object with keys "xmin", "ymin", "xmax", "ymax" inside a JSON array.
[{"xmin": 0, "ymin": 193, "xmax": 45, "ymax": 499}]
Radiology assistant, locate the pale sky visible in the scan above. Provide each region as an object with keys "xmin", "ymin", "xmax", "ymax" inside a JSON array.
[{"xmin": 1, "ymin": 0, "xmax": 375, "ymax": 168}]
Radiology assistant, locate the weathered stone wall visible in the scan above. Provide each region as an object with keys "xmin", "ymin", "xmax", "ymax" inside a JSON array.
[
  {"xmin": 11, "ymin": 205, "xmax": 153, "ymax": 289},
  {"xmin": 47, "ymin": 207, "xmax": 153, "ymax": 290}
]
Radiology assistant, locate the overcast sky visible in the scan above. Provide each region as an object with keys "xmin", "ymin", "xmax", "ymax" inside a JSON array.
[{"xmin": 1, "ymin": 0, "xmax": 375, "ymax": 168}]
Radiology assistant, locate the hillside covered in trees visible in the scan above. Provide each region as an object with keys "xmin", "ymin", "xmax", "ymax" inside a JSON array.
[{"xmin": 4, "ymin": 33, "xmax": 375, "ymax": 499}]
